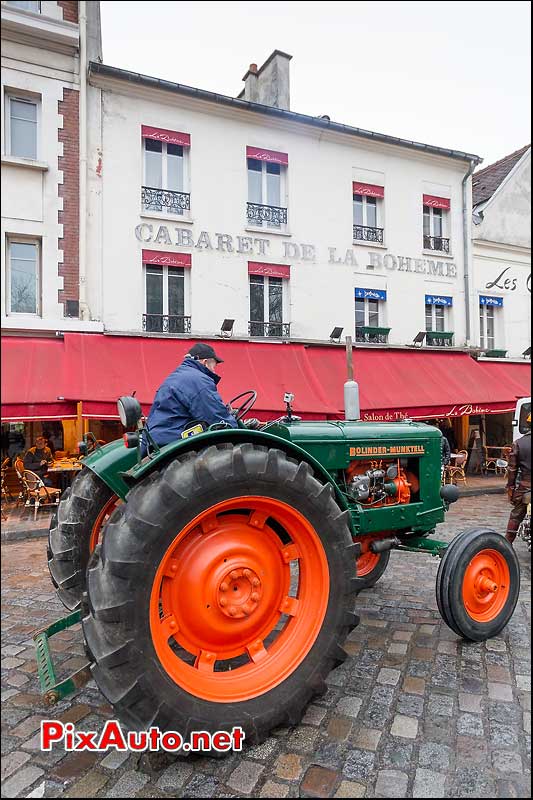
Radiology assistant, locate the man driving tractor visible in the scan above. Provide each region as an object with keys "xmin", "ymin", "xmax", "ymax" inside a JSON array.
[
  {"xmin": 142, "ymin": 343, "xmax": 238, "ymax": 450},
  {"xmin": 505, "ymin": 410, "xmax": 531, "ymax": 546}
]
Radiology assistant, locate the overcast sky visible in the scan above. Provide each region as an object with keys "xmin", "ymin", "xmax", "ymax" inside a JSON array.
[{"xmin": 100, "ymin": 0, "xmax": 531, "ymax": 169}]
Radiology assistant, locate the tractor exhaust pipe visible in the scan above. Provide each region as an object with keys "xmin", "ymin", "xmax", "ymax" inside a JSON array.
[
  {"xmin": 370, "ymin": 536, "xmax": 401, "ymax": 553},
  {"xmin": 344, "ymin": 336, "xmax": 360, "ymax": 421}
]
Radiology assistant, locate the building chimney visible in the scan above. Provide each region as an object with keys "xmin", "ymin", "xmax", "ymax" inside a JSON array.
[{"xmin": 239, "ymin": 50, "xmax": 292, "ymax": 110}]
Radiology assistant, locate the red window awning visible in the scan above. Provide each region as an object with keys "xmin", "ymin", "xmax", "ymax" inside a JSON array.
[
  {"xmin": 61, "ymin": 334, "xmax": 338, "ymax": 421},
  {"xmin": 246, "ymin": 146, "xmax": 288, "ymax": 166},
  {"xmin": 305, "ymin": 348, "xmax": 530, "ymax": 420},
  {"xmin": 142, "ymin": 250, "xmax": 192, "ymax": 268},
  {"xmin": 1, "ymin": 337, "xmax": 77, "ymax": 421},
  {"xmin": 141, "ymin": 125, "xmax": 190, "ymax": 147},
  {"xmin": 248, "ymin": 262, "xmax": 290, "ymax": 279},
  {"xmin": 423, "ymin": 194, "xmax": 450, "ymax": 210},
  {"xmin": 353, "ymin": 182, "xmax": 384, "ymax": 198}
]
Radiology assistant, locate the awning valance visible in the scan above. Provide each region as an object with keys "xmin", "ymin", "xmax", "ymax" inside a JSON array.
[
  {"xmin": 353, "ymin": 182, "xmax": 384, "ymax": 198},
  {"xmin": 142, "ymin": 250, "xmax": 192, "ymax": 268},
  {"xmin": 423, "ymin": 194, "xmax": 450, "ymax": 210},
  {"xmin": 246, "ymin": 146, "xmax": 288, "ymax": 166},
  {"xmin": 248, "ymin": 262, "xmax": 290, "ymax": 279},
  {"xmin": 141, "ymin": 125, "xmax": 190, "ymax": 147}
]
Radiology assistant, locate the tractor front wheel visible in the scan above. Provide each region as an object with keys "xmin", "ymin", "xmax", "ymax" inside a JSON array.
[
  {"xmin": 82, "ymin": 444, "xmax": 359, "ymax": 744},
  {"xmin": 436, "ymin": 528, "xmax": 520, "ymax": 641},
  {"xmin": 354, "ymin": 535, "xmax": 391, "ymax": 589},
  {"xmin": 48, "ymin": 469, "xmax": 119, "ymax": 610}
]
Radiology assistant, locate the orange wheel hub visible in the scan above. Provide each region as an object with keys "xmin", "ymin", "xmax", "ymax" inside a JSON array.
[
  {"xmin": 149, "ymin": 496, "xmax": 330, "ymax": 703},
  {"xmin": 354, "ymin": 534, "xmax": 388, "ymax": 577},
  {"xmin": 89, "ymin": 495, "xmax": 120, "ymax": 553},
  {"xmin": 462, "ymin": 549, "xmax": 510, "ymax": 622}
]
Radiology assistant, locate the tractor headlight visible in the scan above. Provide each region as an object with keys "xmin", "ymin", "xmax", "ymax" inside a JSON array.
[{"xmin": 117, "ymin": 396, "xmax": 142, "ymax": 428}]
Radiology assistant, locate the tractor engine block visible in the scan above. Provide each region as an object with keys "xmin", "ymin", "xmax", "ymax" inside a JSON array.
[{"xmin": 345, "ymin": 459, "xmax": 413, "ymax": 507}]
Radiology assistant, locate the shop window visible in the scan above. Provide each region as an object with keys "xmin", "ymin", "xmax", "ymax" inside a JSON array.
[
  {"xmin": 479, "ymin": 296, "xmax": 503, "ymax": 351},
  {"xmin": 6, "ymin": 239, "xmax": 41, "ymax": 315},
  {"xmin": 5, "ymin": 94, "xmax": 39, "ymax": 160},
  {"xmin": 247, "ymin": 156, "xmax": 288, "ymax": 229},
  {"xmin": 353, "ymin": 194, "xmax": 384, "ymax": 244},
  {"xmin": 425, "ymin": 294, "xmax": 453, "ymax": 346},
  {"xmin": 249, "ymin": 275, "xmax": 289, "ymax": 337},
  {"xmin": 144, "ymin": 265, "xmax": 190, "ymax": 333},
  {"xmin": 355, "ymin": 288, "xmax": 388, "ymax": 343},
  {"xmin": 4, "ymin": 1, "xmax": 41, "ymax": 13},
  {"xmin": 142, "ymin": 138, "xmax": 190, "ymax": 215},
  {"xmin": 423, "ymin": 201, "xmax": 450, "ymax": 253}
]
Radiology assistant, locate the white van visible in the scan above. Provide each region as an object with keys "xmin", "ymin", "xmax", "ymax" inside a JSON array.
[{"xmin": 513, "ymin": 396, "xmax": 531, "ymax": 442}]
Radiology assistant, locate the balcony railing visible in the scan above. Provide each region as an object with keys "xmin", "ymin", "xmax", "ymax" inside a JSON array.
[
  {"xmin": 355, "ymin": 325, "xmax": 391, "ymax": 344},
  {"xmin": 143, "ymin": 314, "xmax": 191, "ymax": 334},
  {"xmin": 141, "ymin": 186, "xmax": 191, "ymax": 215},
  {"xmin": 353, "ymin": 225, "xmax": 384, "ymax": 244},
  {"xmin": 247, "ymin": 202, "xmax": 288, "ymax": 227},
  {"xmin": 423, "ymin": 235, "xmax": 450, "ymax": 253},
  {"xmin": 248, "ymin": 321, "xmax": 291, "ymax": 339},
  {"xmin": 426, "ymin": 330, "xmax": 454, "ymax": 347}
]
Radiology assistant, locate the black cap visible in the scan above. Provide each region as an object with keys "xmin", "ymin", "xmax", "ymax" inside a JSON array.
[{"xmin": 187, "ymin": 343, "xmax": 224, "ymax": 363}]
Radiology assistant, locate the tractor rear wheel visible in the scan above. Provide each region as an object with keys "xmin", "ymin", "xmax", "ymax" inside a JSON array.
[
  {"xmin": 354, "ymin": 535, "xmax": 391, "ymax": 589},
  {"xmin": 436, "ymin": 528, "xmax": 520, "ymax": 641},
  {"xmin": 82, "ymin": 444, "xmax": 359, "ymax": 745},
  {"xmin": 48, "ymin": 469, "xmax": 119, "ymax": 611}
]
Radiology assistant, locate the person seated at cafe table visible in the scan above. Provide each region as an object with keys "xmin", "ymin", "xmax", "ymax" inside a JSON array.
[{"xmin": 24, "ymin": 436, "xmax": 54, "ymax": 485}]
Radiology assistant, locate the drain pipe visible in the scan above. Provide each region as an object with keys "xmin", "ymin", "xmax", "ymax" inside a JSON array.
[
  {"xmin": 344, "ymin": 336, "xmax": 361, "ymax": 420},
  {"xmin": 462, "ymin": 158, "xmax": 478, "ymax": 346},
  {"xmin": 78, "ymin": 1, "xmax": 88, "ymax": 320}
]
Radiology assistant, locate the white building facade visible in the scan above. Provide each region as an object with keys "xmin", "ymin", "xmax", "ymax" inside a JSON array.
[{"xmin": 85, "ymin": 55, "xmax": 483, "ymax": 353}]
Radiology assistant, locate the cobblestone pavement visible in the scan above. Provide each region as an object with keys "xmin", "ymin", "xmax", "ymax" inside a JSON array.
[{"xmin": 1, "ymin": 494, "xmax": 530, "ymax": 798}]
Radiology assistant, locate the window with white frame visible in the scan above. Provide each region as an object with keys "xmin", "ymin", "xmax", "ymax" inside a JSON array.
[
  {"xmin": 353, "ymin": 183, "xmax": 384, "ymax": 243},
  {"xmin": 355, "ymin": 288, "xmax": 388, "ymax": 342},
  {"xmin": 144, "ymin": 265, "xmax": 189, "ymax": 333},
  {"xmin": 249, "ymin": 275, "xmax": 288, "ymax": 337},
  {"xmin": 5, "ymin": 1, "xmax": 41, "ymax": 11},
  {"xmin": 5, "ymin": 95, "xmax": 38, "ymax": 159},
  {"xmin": 425, "ymin": 294, "xmax": 453, "ymax": 346},
  {"xmin": 7, "ymin": 239, "xmax": 40, "ymax": 315},
  {"xmin": 479, "ymin": 296, "xmax": 503, "ymax": 350},
  {"xmin": 142, "ymin": 138, "xmax": 189, "ymax": 215},
  {"xmin": 247, "ymin": 157, "xmax": 287, "ymax": 228},
  {"xmin": 423, "ymin": 196, "xmax": 450, "ymax": 253}
]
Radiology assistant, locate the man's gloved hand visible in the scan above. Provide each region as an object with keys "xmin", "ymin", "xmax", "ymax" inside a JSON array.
[{"xmin": 243, "ymin": 418, "xmax": 261, "ymax": 430}]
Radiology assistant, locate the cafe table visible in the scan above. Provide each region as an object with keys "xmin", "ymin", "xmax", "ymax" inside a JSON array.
[{"xmin": 47, "ymin": 459, "xmax": 83, "ymax": 491}]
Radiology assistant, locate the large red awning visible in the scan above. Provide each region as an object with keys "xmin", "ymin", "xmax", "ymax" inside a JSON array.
[
  {"xmin": 62, "ymin": 334, "xmax": 338, "ymax": 420},
  {"xmin": 1, "ymin": 337, "xmax": 77, "ymax": 421},
  {"xmin": 305, "ymin": 348, "xmax": 530, "ymax": 421},
  {"xmin": 2, "ymin": 334, "xmax": 530, "ymax": 423}
]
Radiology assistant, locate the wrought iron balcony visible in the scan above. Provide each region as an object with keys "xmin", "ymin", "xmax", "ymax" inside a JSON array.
[
  {"xmin": 355, "ymin": 325, "xmax": 391, "ymax": 344},
  {"xmin": 426, "ymin": 330, "xmax": 454, "ymax": 347},
  {"xmin": 141, "ymin": 186, "xmax": 191, "ymax": 215},
  {"xmin": 143, "ymin": 314, "xmax": 191, "ymax": 334},
  {"xmin": 247, "ymin": 202, "xmax": 288, "ymax": 227},
  {"xmin": 353, "ymin": 225, "xmax": 384, "ymax": 244},
  {"xmin": 423, "ymin": 235, "xmax": 450, "ymax": 253},
  {"xmin": 248, "ymin": 321, "xmax": 291, "ymax": 339}
]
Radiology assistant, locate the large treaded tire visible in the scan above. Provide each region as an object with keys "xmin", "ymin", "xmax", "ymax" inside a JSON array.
[
  {"xmin": 48, "ymin": 468, "xmax": 115, "ymax": 611},
  {"xmin": 82, "ymin": 444, "xmax": 360, "ymax": 746},
  {"xmin": 436, "ymin": 527, "xmax": 520, "ymax": 641}
]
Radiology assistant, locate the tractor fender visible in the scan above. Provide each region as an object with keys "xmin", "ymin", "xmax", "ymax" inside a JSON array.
[
  {"xmin": 79, "ymin": 438, "xmax": 138, "ymax": 500},
  {"xmin": 126, "ymin": 428, "xmax": 351, "ymax": 518}
]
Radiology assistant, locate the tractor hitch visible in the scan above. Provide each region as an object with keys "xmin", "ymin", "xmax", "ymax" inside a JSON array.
[{"xmin": 33, "ymin": 610, "xmax": 92, "ymax": 706}]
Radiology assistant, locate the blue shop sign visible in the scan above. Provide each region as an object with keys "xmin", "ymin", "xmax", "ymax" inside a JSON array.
[
  {"xmin": 425, "ymin": 294, "xmax": 453, "ymax": 306},
  {"xmin": 479, "ymin": 295, "xmax": 504, "ymax": 307},
  {"xmin": 355, "ymin": 287, "xmax": 387, "ymax": 301}
]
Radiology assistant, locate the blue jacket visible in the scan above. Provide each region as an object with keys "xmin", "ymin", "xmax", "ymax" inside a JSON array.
[{"xmin": 144, "ymin": 356, "xmax": 238, "ymax": 447}]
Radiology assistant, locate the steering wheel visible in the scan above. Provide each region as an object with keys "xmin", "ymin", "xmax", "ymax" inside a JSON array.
[{"xmin": 228, "ymin": 390, "xmax": 257, "ymax": 422}]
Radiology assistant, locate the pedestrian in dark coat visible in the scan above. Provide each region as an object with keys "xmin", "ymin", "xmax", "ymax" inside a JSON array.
[{"xmin": 505, "ymin": 413, "xmax": 531, "ymax": 545}]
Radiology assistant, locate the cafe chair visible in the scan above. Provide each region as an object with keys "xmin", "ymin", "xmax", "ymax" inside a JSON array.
[
  {"xmin": 14, "ymin": 457, "xmax": 28, "ymax": 506},
  {"xmin": 22, "ymin": 470, "xmax": 61, "ymax": 521},
  {"xmin": 481, "ymin": 446, "xmax": 498, "ymax": 475},
  {"xmin": 1, "ymin": 470, "xmax": 11, "ymax": 519},
  {"xmin": 447, "ymin": 450, "xmax": 468, "ymax": 486}
]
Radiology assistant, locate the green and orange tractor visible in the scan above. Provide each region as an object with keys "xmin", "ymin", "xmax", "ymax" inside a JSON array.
[{"xmin": 39, "ymin": 388, "xmax": 520, "ymax": 746}]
